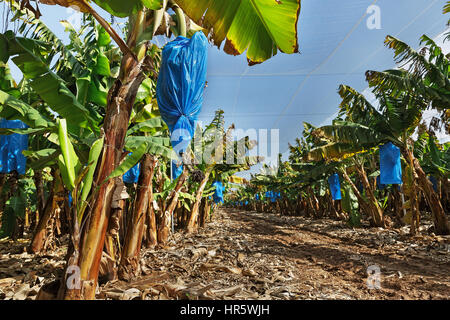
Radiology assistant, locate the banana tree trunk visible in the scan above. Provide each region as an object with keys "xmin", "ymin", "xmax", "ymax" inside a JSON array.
[
  {"xmin": 118, "ymin": 154, "xmax": 157, "ymax": 280},
  {"xmin": 199, "ymin": 198, "xmax": 206, "ymax": 228},
  {"xmin": 278, "ymin": 199, "xmax": 285, "ymax": 216},
  {"xmin": 211, "ymin": 203, "xmax": 218, "ymax": 220},
  {"xmin": 304, "ymin": 196, "xmax": 310, "ymax": 217},
  {"xmin": 0, "ymin": 173, "xmax": 5, "ymax": 201},
  {"xmin": 187, "ymin": 167, "xmax": 213, "ymax": 233},
  {"xmin": 174, "ymin": 202, "xmax": 182, "ymax": 228},
  {"xmin": 29, "ymin": 169, "xmax": 61, "ymax": 253},
  {"xmin": 199, "ymin": 198, "xmax": 210, "ymax": 228},
  {"xmin": 328, "ymin": 193, "xmax": 339, "ymax": 219},
  {"xmin": 283, "ymin": 199, "xmax": 289, "ymax": 216},
  {"xmin": 182, "ymin": 198, "xmax": 190, "ymax": 226},
  {"xmin": 29, "ymin": 192, "xmax": 54, "ymax": 253},
  {"xmin": 354, "ymin": 162, "xmax": 384, "ymax": 227},
  {"xmin": 103, "ymin": 182, "xmax": 128, "ymax": 282},
  {"xmin": 33, "ymin": 170, "xmax": 46, "ymax": 221},
  {"xmin": 285, "ymin": 199, "xmax": 291, "ymax": 215},
  {"xmin": 341, "ymin": 169, "xmax": 373, "ymax": 221},
  {"xmin": 177, "ymin": 203, "xmax": 185, "ymax": 229},
  {"xmin": 105, "ymin": 177, "xmax": 130, "ymax": 264},
  {"xmin": 403, "ymin": 147, "xmax": 421, "ymax": 235},
  {"xmin": 392, "ymin": 185, "xmax": 405, "ymax": 226},
  {"xmin": 104, "ymin": 199, "xmax": 125, "ymax": 263},
  {"xmin": 145, "ymin": 198, "xmax": 158, "ymax": 248},
  {"xmin": 412, "ymin": 155, "xmax": 450, "ymax": 235},
  {"xmin": 5, "ymin": 171, "xmax": 21, "ymax": 240},
  {"xmin": 306, "ymin": 187, "xmax": 319, "ymax": 218},
  {"xmin": 443, "ymin": 177, "xmax": 450, "ymax": 211},
  {"xmin": 63, "ymin": 52, "xmax": 150, "ymax": 300},
  {"xmin": 312, "ymin": 190, "xmax": 320, "ymax": 215},
  {"xmin": 158, "ymin": 167, "xmax": 188, "ymax": 244},
  {"xmin": 298, "ymin": 199, "xmax": 304, "ymax": 216},
  {"xmin": 0, "ymin": 173, "xmax": 7, "ymax": 217}
]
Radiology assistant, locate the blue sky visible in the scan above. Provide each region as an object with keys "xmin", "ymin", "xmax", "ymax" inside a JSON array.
[{"xmin": 4, "ymin": 0, "xmax": 450, "ymax": 177}]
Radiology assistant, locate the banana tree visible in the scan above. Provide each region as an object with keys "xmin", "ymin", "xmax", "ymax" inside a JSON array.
[
  {"xmin": 282, "ymin": 124, "xmax": 348, "ymax": 219},
  {"xmin": 366, "ymin": 35, "xmax": 450, "ymax": 115},
  {"xmin": 308, "ymin": 85, "xmax": 449, "ymax": 234},
  {"xmin": 365, "ymin": 32, "xmax": 450, "ymax": 233},
  {"xmin": 118, "ymin": 115, "xmax": 177, "ymax": 279},
  {"xmin": 0, "ymin": 9, "xmax": 123, "ymax": 249},
  {"xmin": 414, "ymin": 127, "xmax": 450, "ymax": 211},
  {"xmin": 5, "ymin": 0, "xmax": 302, "ymax": 299},
  {"xmin": 185, "ymin": 109, "xmax": 262, "ymax": 233}
]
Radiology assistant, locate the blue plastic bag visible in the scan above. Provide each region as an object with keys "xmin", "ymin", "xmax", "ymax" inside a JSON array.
[
  {"xmin": 376, "ymin": 175, "xmax": 386, "ymax": 190},
  {"xmin": 429, "ymin": 176, "xmax": 438, "ymax": 192},
  {"xmin": 379, "ymin": 142, "xmax": 402, "ymax": 185},
  {"xmin": 328, "ymin": 173, "xmax": 342, "ymax": 200},
  {"xmin": 265, "ymin": 191, "xmax": 273, "ymax": 202},
  {"xmin": 123, "ymin": 152, "xmax": 140, "ymax": 184},
  {"xmin": 68, "ymin": 192, "xmax": 73, "ymax": 208},
  {"xmin": 0, "ymin": 119, "xmax": 28, "ymax": 175},
  {"xmin": 171, "ymin": 160, "xmax": 184, "ymax": 180},
  {"xmin": 156, "ymin": 32, "xmax": 208, "ymax": 156},
  {"xmin": 212, "ymin": 181, "xmax": 224, "ymax": 204},
  {"xmin": 265, "ymin": 191, "xmax": 279, "ymax": 203}
]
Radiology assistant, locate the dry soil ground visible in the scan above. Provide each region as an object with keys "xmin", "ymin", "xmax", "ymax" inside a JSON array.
[{"xmin": 0, "ymin": 208, "xmax": 449, "ymax": 300}]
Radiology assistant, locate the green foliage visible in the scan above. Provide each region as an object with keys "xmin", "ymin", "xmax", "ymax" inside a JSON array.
[
  {"xmin": 0, "ymin": 176, "xmax": 36, "ymax": 238},
  {"xmin": 57, "ymin": 119, "xmax": 82, "ymax": 191},
  {"xmin": 342, "ymin": 184, "xmax": 360, "ymax": 227},
  {"xmin": 106, "ymin": 142, "xmax": 150, "ymax": 182},
  {"xmin": 93, "ymin": 0, "xmax": 163, "ymax": 17},
  {"xmin": 175, "ymin": 0, "xmax": 301, "ymax": 65},
  {"xmin": 0, "ymin": 89, "xmax": 53, "ymax": 129},
  {"xmin": 0, "ymin": 31, "xmax": 99, "ymax": 133}
]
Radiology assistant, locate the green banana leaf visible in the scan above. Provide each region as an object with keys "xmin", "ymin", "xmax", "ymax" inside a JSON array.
[
  {"xmin": 78, "ymin": 136, "xmax": 104, "ymax": 214},
  {"xmin": 0, "ymin": 89, "xmax": 53, "ymax": 129},
  {"xmin": 175, "ymin": 0, "xmax": 301, "ymax": 64},
  {"xmin": 342, "ymin": 184, "xmax": 360, "ymax": 227},
  {"xmin": 26, "ymin": 148, "xmax": 61, "ymax": 171},
  {"xmin": 93, "ymin": 0, "xmax": 163, "ymax": 17},
  {"xmin": 57, "ymin": 119, "xmax": 82, "ymax": 191},
  {"xmin": 127, "ymin": 117, "xmax": 164, "ymax": 135},
  {"xmin": 105, "ymin": 141, "xmax": 149, "ymax": 182},
  {"xmin": 1, "ymin": 31, "xmax": 98, "ymax": 133},
  {"xmin": 0, "ymin": 127, "xmax": 51, "ymax": 135}
]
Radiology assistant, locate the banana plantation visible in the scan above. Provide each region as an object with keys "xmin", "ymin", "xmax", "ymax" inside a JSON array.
[{"xmin": 0, "ymin": 0, "xmax": 449, "ymax": 303}]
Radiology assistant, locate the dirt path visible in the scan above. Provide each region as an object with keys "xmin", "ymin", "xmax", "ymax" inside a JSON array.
[
  {"xmin": 223, "ymin": 209, "xmax": 450, "ymax": 300},
  {"xmin": 1, "ymin": 208, "xmax": 449, "ymax": 300},
  {"xmin": 101, "ymin": 208, "xmax": 450, "ymax": 300}
]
